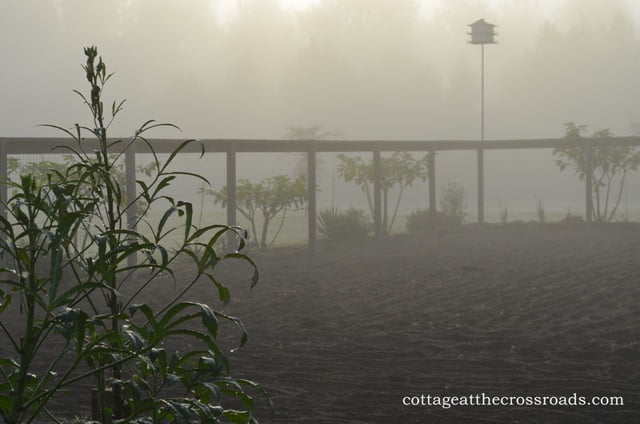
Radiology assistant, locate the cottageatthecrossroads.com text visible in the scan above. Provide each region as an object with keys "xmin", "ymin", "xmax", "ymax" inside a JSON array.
[{"xmin": 401, "ymin": 393, "xmax": 624, "ymax": 409}]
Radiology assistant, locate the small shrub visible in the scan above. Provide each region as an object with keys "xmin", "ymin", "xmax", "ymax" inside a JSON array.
[
  {"xmin": 560, "ymin": 210, "xmax": 585, "ymax": 224},
  {"xmin": 406, "ymin": 209, "xmax": 461, "ymax": 232},
  {"xmin": 440, "ymin": 181, "xmax": 467, "ymax": 224},
  {"xmin": 317, "ymin": 207, "xmax": 372, "ymax": 241}
]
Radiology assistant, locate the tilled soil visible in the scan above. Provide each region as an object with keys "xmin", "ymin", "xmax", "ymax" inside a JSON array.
[
  {"xmin": 5, "ymin": 224, "xmax": 640, "ymax": 423},
  {"xmin": 217, "ymin": 225, "xmax": 640, "ymax": 423}
]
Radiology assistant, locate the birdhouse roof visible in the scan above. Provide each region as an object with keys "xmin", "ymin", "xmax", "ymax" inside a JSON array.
[{"xmin": 468, "ymin": 19, "xmax": 496, "ymax": 28}]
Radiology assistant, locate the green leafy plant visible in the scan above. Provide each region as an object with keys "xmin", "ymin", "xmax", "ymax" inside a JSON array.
[
  {"xmin": 208, "ymin": 175, "xmax": 307, "ymax": 249},
  {"xmin": 439, "ymin": 181, "xmax": 466, "ymax": 224},
  {"xmin": 0, "ymin": 46, "xmax": 265, "ymax": 423},
  {"xmin": 337, "ymin": 152, "xmax": 430, "ymax": 234},
  {"xmin": 554, "ymin": 122, "xmax": 640, "ymax": 222},
  {"xmin": 316, "ymin": 207, "xmax": 372, "ymax": 241},
  {"xmin": 405, "ymin": 180, "xmax": 466, "ymax": 233}
]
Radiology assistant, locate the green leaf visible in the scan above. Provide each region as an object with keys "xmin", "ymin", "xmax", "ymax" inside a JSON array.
[
  {"xmin": 186, "ymin": 224, "xmax": 230, "ymax": 244},
  {"xmin": 163, "ymin": 328, "xmax": 220, "ymax": 353},
  {"xmin": 158, "ymin": 302, "xmax": 213, "ymax": 334},
  {"xmin": 156, "ymin": 244, "xmax": 169, "ymax": 267},
  {"xmin": 151, "ymin": 175, "xmax": 177, "ymax": 201},
  {"xmin": 194, "ymin": 382, "xmax": 221, "ymax": 404},
  {"xmin": 48, "ymin": 246, "xmax": 63, "ymax": 301},
  {"xmin": 0, "ymin": 395, "xmax": 14, "ymax": 416},
  {"xmin": 0, "ymin": 291, "xmax": 11, "ymax": 314},
  {"xmin": 0, "ymin": 357, "xmax": 18, "ymax": 368},
  {"xmin": 150, "ymin": 347, "xmax": 165, "ymax": 363},
  {"xmin": 52, "ymin": 282, "xmax": 106, "ymax": 309},
  {"xmin": 224, "ymin": 253, "xmax": 259, "ymax": 289},
  {"xmin": 215, "ymin": 311, "xmax": 248, "ymax": 350},
  {"xmin": 161, "ymin": 139, "xmax": 195, "ymax": 172},
  {"xmin": 198, "ymin": 303, "xmax": 218, "ymax": 339},
  {"xmin": 223, "ymin": 409, "xmax": 252, "ymax": 424},
  {"xmin": 123, "ymin": 325, "xmax": 145, "ymax": 351},
  {"xmin": 238, "ymin": 378, "xmax": 274, "ymax": 411},
  {"xmin": 205, "ymin": 274, "xmax": 230, "ymax": 306},
  {"xmin": 157, "ymin": 206, "xmax": 178, "ymax": 237},
  {"xmin": 129, "ymin": 303, "xmax": 157, "ymax": 328}
]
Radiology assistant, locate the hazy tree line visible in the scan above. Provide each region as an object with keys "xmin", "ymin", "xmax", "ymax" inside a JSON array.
[{"xmin": 2, "ymin": 0, "xmax": 640, "ymax": 140}]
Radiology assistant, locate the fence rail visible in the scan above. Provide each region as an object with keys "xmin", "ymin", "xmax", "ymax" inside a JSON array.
[{"xmin": 2, "ymin": 136, "xmax": 640, "ymax": 254}]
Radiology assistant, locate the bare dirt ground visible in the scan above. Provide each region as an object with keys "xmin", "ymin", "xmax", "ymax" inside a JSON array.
[
  {"xmin": 215, "ymin": 224, "xmax": 640, "ymax": 424},
  {"xmin": 7, "ymin": 224, "xmax": 640, "ymax": 423}
]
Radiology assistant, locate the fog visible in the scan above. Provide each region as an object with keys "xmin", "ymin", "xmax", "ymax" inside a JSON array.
[
  {"xmin": 2, "ymin": 0, "xmax": 639, "ymax": 140},
  {"xmin": 2, "ymin": 0, "xmax": 640, "ymax": 233}
]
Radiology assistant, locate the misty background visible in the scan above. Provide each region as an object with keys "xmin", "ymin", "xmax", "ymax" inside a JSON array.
[{"xmin": 2, "ymin": 0, "xmax": 640, "ymax": 243}]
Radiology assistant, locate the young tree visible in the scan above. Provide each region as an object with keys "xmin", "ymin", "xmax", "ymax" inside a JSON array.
[
  {"xmin": 210, "ymin": 175, "xmax": 307, "ymax": 249},
  {"xmin": 554, "ymin": 122, "xmax": 640, "ymax": 222},
  {"xmin": 337, "ymin": 152, "xmax": 430, "ymax": 234}
]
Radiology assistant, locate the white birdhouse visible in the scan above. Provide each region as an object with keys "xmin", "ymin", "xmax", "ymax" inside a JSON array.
[{"xmin": 468, "ymin": 19, "xmax": 497, "ymax": 44}]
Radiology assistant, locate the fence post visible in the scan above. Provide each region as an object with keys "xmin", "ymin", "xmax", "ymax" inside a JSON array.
[
  {"xmin": 226, "ymin": 142, "xmax": 237, "ymax": 249},
  {"xmin": 373, "ymin": 146, "xmax": 382, "ymax": 238},
  {"xmin": 585, "ymin": 138, "xmax": 593, "ymax": 225},
  {"xmin": 428, "ymin": 149, "xmax": 436, "ymax": 216},
  {"xmin": 125, "ymin": 146, "xmax": 136, "ymax": 267},
  {"xmin": 477, "ymin": 148, "xmax": 484, "ymax": 224},
  {"xmin": 307, "ymin": 144, "xmax": 317, "ymax": 254}
]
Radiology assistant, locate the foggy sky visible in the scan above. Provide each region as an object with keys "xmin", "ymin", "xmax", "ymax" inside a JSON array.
[{"xmin": 2, "ymin": 0, "xmax": 640, "ymax": 141}]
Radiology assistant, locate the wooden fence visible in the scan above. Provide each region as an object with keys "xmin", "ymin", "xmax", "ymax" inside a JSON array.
[{"xmin": 1, "ymin": 136, "xmax": 640, "ymax": 254}]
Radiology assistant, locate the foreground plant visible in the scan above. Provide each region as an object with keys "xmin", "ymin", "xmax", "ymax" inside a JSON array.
[{"xmin": 0, "ymin": 46, "xmax": 266, "ymax": 423}]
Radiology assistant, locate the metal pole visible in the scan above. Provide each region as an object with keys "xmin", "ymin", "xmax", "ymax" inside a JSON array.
[
  {"xmin": 481, "ymin": 43, "xmax": 485, "ymax": 142},
  {"xmin": 477, "ymin": 43, "xmax": 485, "ymax": 224}
]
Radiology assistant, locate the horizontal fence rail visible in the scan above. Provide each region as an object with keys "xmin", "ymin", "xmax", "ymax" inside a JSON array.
[
  {"xmin": 1, "ymin": 136, "xmax": 640, "ymax": 254},
  {"xmin": 4, "ymin": 136, "xmax": 640, "ymax": 153}
]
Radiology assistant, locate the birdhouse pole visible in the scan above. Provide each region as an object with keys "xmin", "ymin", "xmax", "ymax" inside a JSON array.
[
  {"xmin": 481, "ymin": 43, "xmax": 485, "ymax": 141},
  {"xmin": 468, "ymin": 19, "xmax": 497, "ymax": 224}
]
